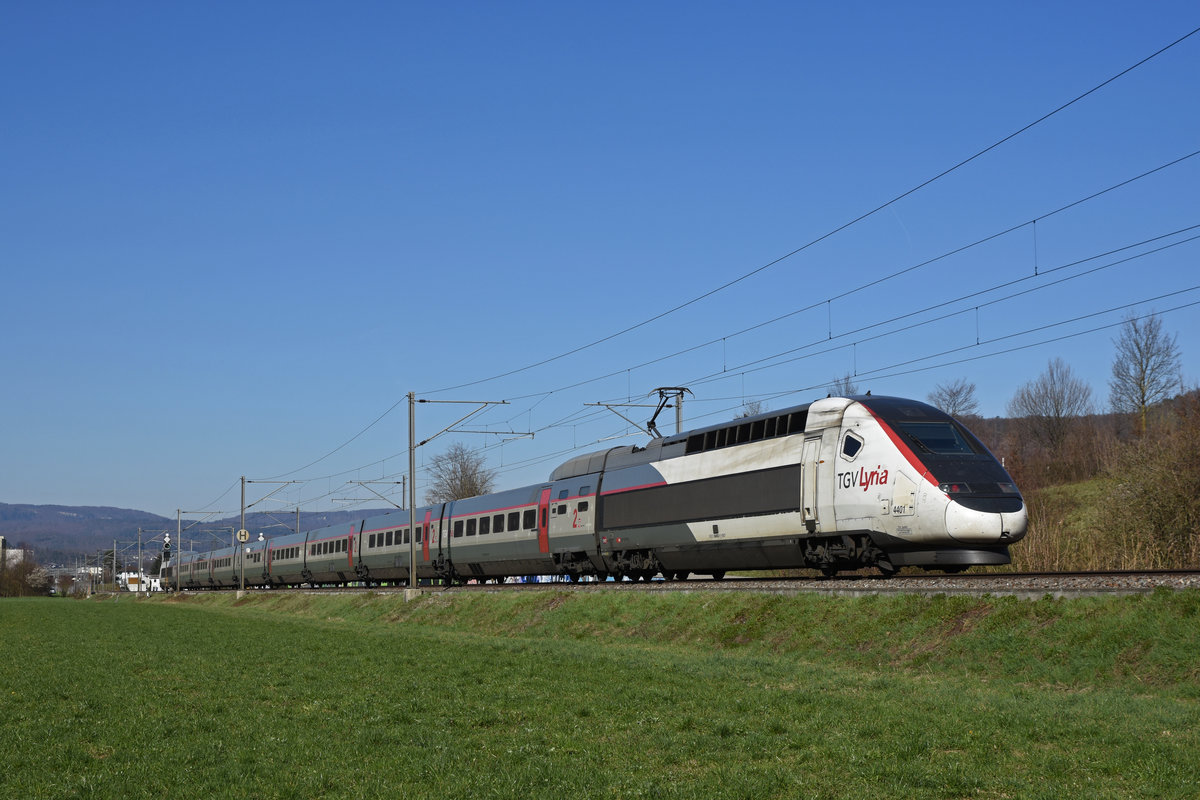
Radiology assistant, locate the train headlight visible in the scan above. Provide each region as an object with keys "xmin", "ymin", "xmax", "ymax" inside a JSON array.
[
  {"xmin": 939, "ymin": 482, "xmax": 971, "ymax": 495},
  {"xmin": 997, "ymin": 482, "xmax": 1018, "ymax": 494}
]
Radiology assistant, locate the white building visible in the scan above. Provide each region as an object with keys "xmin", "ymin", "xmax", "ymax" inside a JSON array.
[
  {"xmin": 1, "ymin": 536, "xmax": 30, "ymax": 567},
  {"xmin": 118, "ymin": 571, "xmax": 162, "ymax": 592}
]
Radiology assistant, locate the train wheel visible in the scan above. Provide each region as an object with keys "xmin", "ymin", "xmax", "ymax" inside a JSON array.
[
  {"xmin": 711, "ymin": 571, "xmax": 725, "ymax": 581},
  {"xmin": 877, "ymin": 563, "xmax": 899, "ymax": 578}
]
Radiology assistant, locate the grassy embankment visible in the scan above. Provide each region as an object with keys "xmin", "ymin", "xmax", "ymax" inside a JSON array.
[{"xmin": 2, "ymin": 590, "xmax": 1198, "ymax": 799}]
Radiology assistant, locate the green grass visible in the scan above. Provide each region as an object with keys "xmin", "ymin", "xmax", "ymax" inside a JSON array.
[{"xmin": 2, "ymin": 590, "xmax": 1198, "ymax": 798}]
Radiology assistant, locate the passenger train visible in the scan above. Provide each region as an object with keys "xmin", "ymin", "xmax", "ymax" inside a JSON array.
[{"xmin": 162, "ymin": 395, "xmax": 1026, "ymax": 588}]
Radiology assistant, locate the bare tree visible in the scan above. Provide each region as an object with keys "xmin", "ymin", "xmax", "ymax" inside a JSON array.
[
  {"xmin": 425, "ymin": 442, "xmax": 497, "ymax": 504},
  {"xmin": 927, "ymin": 378, "xmax": 980, "ymax": 418},
  {"xmin": 1109, "ymin": 311, "xmax": 1182, "ymax": 435},
  {"xmin": 830, "ymin": 372, "xmax": 859, "ymax": 396},
  {"xmin": 1006, "ymin": 357, "xmax": 1093, "ymax": 449},
  {"xmin": 736, "ymin": 400, "xmax": 766, "ymax": 419}
]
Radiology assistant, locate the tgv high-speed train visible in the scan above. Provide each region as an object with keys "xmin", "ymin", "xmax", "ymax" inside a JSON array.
[{"xmin": 162, "ymin": 395, "xmax": 1026, "ymax": 588}]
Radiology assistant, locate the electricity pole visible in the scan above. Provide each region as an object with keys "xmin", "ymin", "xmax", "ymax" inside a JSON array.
[{"xmin": 407, "ymin": 395, "xmax": 520, "ymax": 596}]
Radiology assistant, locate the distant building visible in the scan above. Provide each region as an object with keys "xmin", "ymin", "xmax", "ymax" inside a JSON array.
[
  {"xmin": 1, "ymin": 536, "xmax": 31, "ymax": 568},
  {"xmin": 118, "ymin": 571, "xmax": 162, "ymax": 592}
]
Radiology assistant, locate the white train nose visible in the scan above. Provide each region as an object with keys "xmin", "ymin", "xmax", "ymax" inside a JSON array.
[
  {"xmin": 944, "ymin": 500, "xmax": 1026, "ymax": 544},
  {"xmin": 1002, "ymin": 505, "xmax": 1028, "ymax": 543}
]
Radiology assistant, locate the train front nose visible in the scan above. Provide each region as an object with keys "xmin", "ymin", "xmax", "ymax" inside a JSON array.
[{"xmin": 944, "ymin": 499, "xmax": 1028, "ymax": 545}]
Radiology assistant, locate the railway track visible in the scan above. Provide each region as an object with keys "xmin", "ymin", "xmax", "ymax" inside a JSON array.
[
  {"xmin": 440, "ymin": 569, "xmax": 1200, "ymax": 598},
  {"xmin": 182, "ymin": 569, "xmax": 1200, "ymax": 599}
]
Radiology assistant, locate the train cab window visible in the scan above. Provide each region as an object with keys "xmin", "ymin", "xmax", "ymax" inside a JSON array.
[
  {"xmin": 893, "ymin": 421, "xmax": 978, "ymax": 455},
  {"xmin": 493, "ymin": 514, "xmax": 504, "ymax": 533},
  {"xmin": 479, "ymin": 517, "xmax": 490, "ymax": 535},
  {"xmin": 466, "ymin": 519, "xmax": 477, "ymax": 536},
  {"xmin": 454, "ymin": 521, "xmax": 464, "ymax": 538},
  {"xmin": 523, "ymin": 509, "xmax": 537, "ymax": 530},
  {"xmin": 841, "ymin": 433, "xmax": 863, "ymax": 460}
]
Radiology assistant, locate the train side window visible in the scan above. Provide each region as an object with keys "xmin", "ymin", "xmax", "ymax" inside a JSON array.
[
  {"xmin": 466, "ymin": 518, "xmax": 477, "ymax": 536},
  {"xmin": 841, "ymin": 432, "xmax": 863, "ymax": 460},
  {"xmin": 368, "ymin": 534, "xmax": 376, "ymax": 548},
  {"xmin": 557, "ymin": 504, "xmax": 567, "ymax": 515},
  {"xmin": 416, "ymin": 525, "xmax": 423, "ymax": 543},
  {"xmin": 509, "ymin": 511, "xmax": 521, "ymax": 531},
  {"xmin": 387, "ymin": 530, "xmax": 394, "ymax": 546},
  {"xmin": 454, "ymin": 521, "xmax": 464, "ymax": 538},
  {"xmin": 578, "ymin": 501, "xmax": 589, "ymax": 512},
  {"xmin": 579, "ymin": 485, "xmax": 591, "ymax": 496},
  {"xmin": 523, "ymin": 509, "xmax": 537, "ymax": 530},
  {"xmin": 558, "ymin": 489, "xmax": 569, "ymax": 500},
  {"xmin": 479, "ymin": 517, "xmax": 490, "ymax": 535},
  {"xmin": 402, "ymin": 528, "xmax": 410, "ymax": 544},
  {"xmin": 493, "ymin": 514, "xmax": 504, "ymax": 533}
]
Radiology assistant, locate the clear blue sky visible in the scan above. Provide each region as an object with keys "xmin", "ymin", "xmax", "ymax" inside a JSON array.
[{"xmin": 3, "ymin": 2, "xmax": 1198, "ymax": 519}]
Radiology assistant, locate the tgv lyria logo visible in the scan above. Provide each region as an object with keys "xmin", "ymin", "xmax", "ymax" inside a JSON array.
[{"xmin": 837, "ymin": 466, "xmax": 890, "ymax": 492}]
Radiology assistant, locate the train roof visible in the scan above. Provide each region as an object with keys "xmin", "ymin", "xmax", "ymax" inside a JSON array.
[
  {"xmin": 546, "ymin": 394, "xmax": 938, "ymax": 482},
  {"xmin": 548, "ymin": 400, "xmax": 820, "ymax": 482}
]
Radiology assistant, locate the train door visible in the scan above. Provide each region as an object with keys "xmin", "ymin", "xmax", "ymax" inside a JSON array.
[
  {"xmin": 801, "ymin": 436, "xmax": 822, "ymax": 532},
  {"xmin": 537, "ymin": 487, "xmax": 551, "ymax": 553},
  {"xmin": 421, "ymin": 509, "xmax": 433, "ymax": 563}
]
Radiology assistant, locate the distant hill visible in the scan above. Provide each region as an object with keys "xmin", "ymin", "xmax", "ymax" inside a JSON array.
[{"xmin": 0, "ymin": 503, "xmax": 396, "ymax": 566}]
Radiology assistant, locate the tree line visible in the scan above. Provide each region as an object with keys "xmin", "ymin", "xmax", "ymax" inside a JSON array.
[{"xmin": 927, "ymin": 311, "xmax": 1196, "ymax": 570}]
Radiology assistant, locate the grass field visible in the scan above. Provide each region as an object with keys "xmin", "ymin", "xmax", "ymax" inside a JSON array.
[{"xmin": 2, "ymin": 589, "xmax": 1198, "ymax": 799}]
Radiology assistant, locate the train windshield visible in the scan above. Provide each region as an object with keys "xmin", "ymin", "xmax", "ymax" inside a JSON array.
[{"xmin": 892, "ymin": 421, "xmax": 979, "ymax": 455}]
